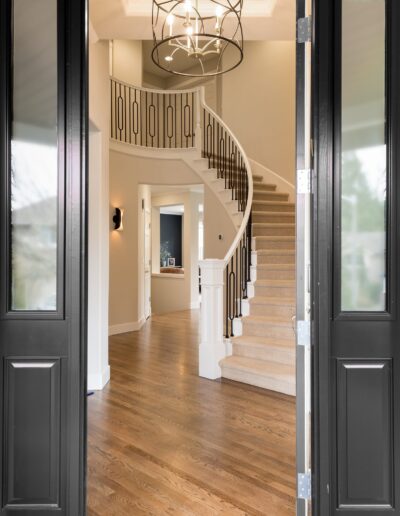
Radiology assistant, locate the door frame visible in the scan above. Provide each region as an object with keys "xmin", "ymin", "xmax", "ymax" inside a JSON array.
[
  {"xmin": 311, "ymin": 0, "xmax": 335, "ymax": 512},
  {"xmin": 0, "ymin": 0, "xmax": 89, "ymax": 511},
  {"xmin": 311, "ymin": 0, "xmax": 400, "ymax": 513}
]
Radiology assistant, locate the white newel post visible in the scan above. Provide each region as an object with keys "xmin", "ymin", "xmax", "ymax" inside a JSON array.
[{"xmin": 199, "ymin": 259, "xmax": 226, "ymax": 379}]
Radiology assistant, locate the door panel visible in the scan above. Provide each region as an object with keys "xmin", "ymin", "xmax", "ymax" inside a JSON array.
[
  {"xmin": 336, "ymin": 360, "xmax": 393, "ymax": 508},
  {"xmin": 0, "ymin": 0, "xmax": 87, "ymax": 513},
  {"xmin": 4, "ymin": 359, "xmax": 61, "ymax": 508},
  {"xmin": 313, "ymin": 0, "xmax": 400, "ymax": 514}
]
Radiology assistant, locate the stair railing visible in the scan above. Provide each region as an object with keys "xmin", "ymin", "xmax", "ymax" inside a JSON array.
[
  {"xmin": 109, "ymin": 78, "xmax": 253, "ymax": 380},
  {"xmin": 198, "ymin": 88, "xmax": 253, "ymax": 379}
]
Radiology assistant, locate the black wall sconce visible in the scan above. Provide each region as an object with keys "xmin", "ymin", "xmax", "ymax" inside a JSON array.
[{"xmin": 113, "ymin": 208, "xmax": 124, "ymax": 231}]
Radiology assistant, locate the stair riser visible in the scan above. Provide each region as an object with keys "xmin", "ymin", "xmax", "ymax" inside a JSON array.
[
  {"xmin": 250, "ymin": 302, "xmax": 295, "ymax": 318},
  {"xmin": 253, "ymin": 202, "xmax": 295, "ymax": 213},
  {"xmin": 232, "ymin": 343, "xmax": 295, "ymax": 366},
  {"xmin": 252, "ymin": 213, "xmax": 295, "ymax": 224},
  {"xmin": 253, "ymin": 192, "xmax": 289, "ymax": 202},
  {"xmin": 251, "ymin": 183, "xmax": 277, "ymax": 192},
  {"xmin": 254, "ymin": 285, "xmax": 296, "ymax": 298},
  {"xmin": 242, "ymin": 321, "xmax": 295, "ymax": 340},
  {"xmin": 254, "ymin": 255, "xmax": 295, "ymax": 265},
  {"xmin": 253, "ymin": 239, "xmax": 295, "ymax": 250},
  {"xmin": 254, "ymin": 268, "xmax": 296, "ymax": 280},
  {"xmin": 221, "ymin": 367, "xmax": 296, "ymax": 396},
  {"xmin": 252, "ymin": 226, "xmax": 295, "ymax": 237}
]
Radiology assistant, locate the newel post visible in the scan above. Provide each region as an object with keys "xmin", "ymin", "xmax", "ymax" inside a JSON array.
[{"xmin": 199, "ymin": 259, "xmax": 226, "ymax": 379}]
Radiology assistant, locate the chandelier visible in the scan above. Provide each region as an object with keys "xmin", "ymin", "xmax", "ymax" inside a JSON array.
[{"xmin": 152, "ymin": 0, "xmax": 244, "ymax": 77}]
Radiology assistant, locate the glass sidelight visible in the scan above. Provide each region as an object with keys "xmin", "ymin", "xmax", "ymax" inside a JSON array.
[
  {"xmin": 340, "ymin": 0, "xmax": 387, "ymax": 311},
  {"xmin": 10, "ymin": 0, "xmax": 59, "ymax": 311}
]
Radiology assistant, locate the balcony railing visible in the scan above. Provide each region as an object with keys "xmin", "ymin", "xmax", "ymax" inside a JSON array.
[{"xmin": 110, "ymin": 78, "xmax": 197, "ymax": 148}]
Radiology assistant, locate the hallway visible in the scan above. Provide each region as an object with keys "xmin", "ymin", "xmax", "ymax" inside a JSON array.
[{"xmin": 87, "ymin": 310, "xmax": 296, "ymax": 515}]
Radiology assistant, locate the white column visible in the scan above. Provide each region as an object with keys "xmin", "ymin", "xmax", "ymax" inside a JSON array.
[
  {"xmin": 88, "ymin": 130, "xmax": 110, "ymax": 390},
  {"xmin": 199, "ymin": 259, "xmax": 226, "ymax": 379}
]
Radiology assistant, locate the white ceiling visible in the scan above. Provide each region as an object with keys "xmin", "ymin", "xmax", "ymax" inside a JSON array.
[{"xmin": 89, "ymin": 0, "xmax": 296, "ymax": 41}]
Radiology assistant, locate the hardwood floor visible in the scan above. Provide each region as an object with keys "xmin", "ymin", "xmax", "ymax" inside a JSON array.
[{"xmin": 87, "ymin": 310, "xmax": 296, "ymax": 515}]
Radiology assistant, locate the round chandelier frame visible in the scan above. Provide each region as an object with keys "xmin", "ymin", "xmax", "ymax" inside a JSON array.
[{"xmin": 152, "ymin": 0, "xmax": 244, "ymax": 77}]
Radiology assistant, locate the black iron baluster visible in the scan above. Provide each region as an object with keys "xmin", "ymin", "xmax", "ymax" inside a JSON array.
[
  {"xmin": 191, "ymin": 92, "xmax": 195, "ymax": 147},
  {"xmin": 225, "ymin": 265, "xmax": 229, "ymax": 338}
]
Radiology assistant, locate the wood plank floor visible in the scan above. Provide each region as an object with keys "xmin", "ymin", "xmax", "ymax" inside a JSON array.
[{"xmin": 87, "ymin": 310, "xmax": 296, "ymax": 515}]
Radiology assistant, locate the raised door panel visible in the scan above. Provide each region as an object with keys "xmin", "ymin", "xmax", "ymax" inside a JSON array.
[
  {"xmin": 336, "ymin": 360, "xmax": 393, "ymax": 509},
  {"xmin": 3, "ymin": 358, "xmax": 61, "ymax": 508}
]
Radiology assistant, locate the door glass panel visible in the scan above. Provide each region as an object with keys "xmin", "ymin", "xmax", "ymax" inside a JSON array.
[
  {"xmin": 341, "ymin": 0, "xmax": 386, "ymax": 311},
  {"xmin": 11, "ymin": 0, "xmax": 58, "ymax": 311}
]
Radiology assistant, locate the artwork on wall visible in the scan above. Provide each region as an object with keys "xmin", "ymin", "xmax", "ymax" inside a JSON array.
[{"xmin": 160, "ymin": 213, "xmax": 183, "ymax": 267}]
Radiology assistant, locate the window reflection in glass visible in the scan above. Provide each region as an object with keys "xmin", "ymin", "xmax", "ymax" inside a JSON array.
[
  {"xmin": 341, "ymin": 0, "xmax": 386, "ymax": 311},
  {"xmin": 11, "ymin": 0, "xmax": 58, "ymax": 311}
]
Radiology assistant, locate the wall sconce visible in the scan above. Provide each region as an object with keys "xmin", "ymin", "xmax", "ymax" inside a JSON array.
[{"xmin": 113, "ymin": 208, "xmax": 124, "ymax": 231}]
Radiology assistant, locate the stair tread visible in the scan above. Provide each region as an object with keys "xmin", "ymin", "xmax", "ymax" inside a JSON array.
[
  {"xmin": 221, "ymin": 356, "xmax": 295, "ymax": 378},
  {"xmin": 251, "ymin": 263, "xmax": 295, "ymax": 270},
  {"xmin": 252, "ymin": 210, "xmax": 294, "ymax": 214},
  {"xmin": 253, "ymin": 235, "xmax": 295, "ymax": 240},
  {"xmin": 244, "ymin": 314, "xmax": 295, "ymax": 326},
  {"xmin": 254, "ymin": 189, "xmax": 288, "ymax": 195},
  {"xmin": 252, "ymin": 222, "xmax": 295, "ymax": 227},
  {"xmin": 254, "ymin": 249, "xmax": 295, "ymax": 255},
  {"xmin": 250, "ymin": 296, "xmax": 296, "ymax": 308},
  {"xmin": 250, "ymin": 295, "xmax": 295, "ymax": 304},
  {"xmin": 234, "ymin": 335, "xmax": 295, "ymax": 348},
  {"xmin": 253, "ymin": 200, "xmax": 295, "ymax": 206},
  {"xmin": 255, "ymin": 279, "xmax": 295, "ymax": 286}
]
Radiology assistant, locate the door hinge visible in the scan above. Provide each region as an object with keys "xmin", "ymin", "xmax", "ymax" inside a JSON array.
[
  {"xmin": 297, "ymin": 320, "xmax": 310, "ymax": 348},
  {"xmin": 297, "ymin": 168, "xmax": 311, "ymax": 194},
  {"xmin": 298, "ymin": 472, "xmax": 312, "ymax": 500},
  {"xmin": 297, "ymin": 16, "xmax": 312, "ymax": 43}
]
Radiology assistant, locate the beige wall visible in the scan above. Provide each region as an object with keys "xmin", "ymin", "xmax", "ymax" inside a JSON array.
[
  {"xmin": 109, "ymin": 150, "xmax": 202, "ymax": 328},
  {"xmin": 203, "ymin": 185, "xmax": 236, "ymax": 259},
  {"xmin": 111, "ymin": 40, "xmax": 143, "ymax": 86},
  {"xmin": 221, "ymin": 41, "xmax": 296, "ymax": 183}
]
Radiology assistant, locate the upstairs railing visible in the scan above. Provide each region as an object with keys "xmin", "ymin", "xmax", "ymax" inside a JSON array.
[
  {"xmin": 110, "ymin": 77, "xmax": 196, "ymax": 148},
  {"xmin": 110, "ymin": 78, "xmax": 253, "ymax": 379}
]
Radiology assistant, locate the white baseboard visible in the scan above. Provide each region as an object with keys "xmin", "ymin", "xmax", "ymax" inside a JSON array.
[
  {"xmin": 88, "ymin": 365, "xmax": 111, "ymax": 391},
  {"xmin": 108, "ymin": 318, "xmax": 145, "ymax": 336}
]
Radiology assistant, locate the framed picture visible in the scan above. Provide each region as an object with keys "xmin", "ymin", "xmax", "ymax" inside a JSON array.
[{"xmin": 168, "ymin": 257, "xmax": 175, "ymax": 267}]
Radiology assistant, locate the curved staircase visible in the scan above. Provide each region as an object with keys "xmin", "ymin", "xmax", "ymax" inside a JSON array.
[
  {"xmin": 221, "ymin": 173, "xmax": 296, "ymax": 396},
  {"xmin": 110, "ymin": 78, "xmax": 295, "ymax": 397}
]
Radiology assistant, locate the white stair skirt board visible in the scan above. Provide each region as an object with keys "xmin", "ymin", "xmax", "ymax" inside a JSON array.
[
  {"xmin": 108, "ymin": 318, "xmax": 145, "ymax": 336},
  {"xmin": 88, "ymin": 365, "xmax": 111, "ymax": 391}
]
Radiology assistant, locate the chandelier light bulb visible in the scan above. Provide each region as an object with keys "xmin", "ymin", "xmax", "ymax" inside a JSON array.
[
  {"xmin": 184, "ymin": 0, "xmax": 192, "ymax": 13},
  {"xmin": 215, "ymin": 5, "xmax": 224, "ymax": 18},
  {"xmin": 166, "ymin": 13, "xmax": 174, "ymax": 26}
]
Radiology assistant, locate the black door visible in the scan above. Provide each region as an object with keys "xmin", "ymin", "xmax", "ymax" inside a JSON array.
[
  {"xmin": 313, "ymin": 0, "xmax": 400, "ymax": 514},
  {"xmin": 0, "ymin": 0, "xmax": 87, "ymax": 513}
]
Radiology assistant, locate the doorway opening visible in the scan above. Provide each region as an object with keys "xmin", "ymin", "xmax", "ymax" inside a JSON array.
[{"xmin": 87, "ymin": 2, "xmax": 300, "ymax": 514}]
